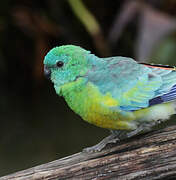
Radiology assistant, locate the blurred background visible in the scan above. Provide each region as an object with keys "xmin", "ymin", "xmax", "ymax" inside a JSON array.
[{"xmin": 1, "ymin": 0, "xmax": 176, "ymax": 176}]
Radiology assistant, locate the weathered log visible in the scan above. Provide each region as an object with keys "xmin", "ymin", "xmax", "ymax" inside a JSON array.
[{"xmin": 1, "ymin": 125, "xmax": 176, "ymax": 180}]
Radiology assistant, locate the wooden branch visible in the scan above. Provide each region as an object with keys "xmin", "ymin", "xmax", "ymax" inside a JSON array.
[{"xmin": 1, "ymin": 125, "xmax": 176, "ymax": 180}]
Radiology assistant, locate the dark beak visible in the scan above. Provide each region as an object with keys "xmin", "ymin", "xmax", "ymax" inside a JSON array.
[{"xmin": 44, "ymin": 65, "xmax": 51, "ymax": 79}]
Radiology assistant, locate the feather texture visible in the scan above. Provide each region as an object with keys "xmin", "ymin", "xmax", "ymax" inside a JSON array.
[{"xmin": 87, "ymin": 57, "xmax": 176, "ymax": 111}]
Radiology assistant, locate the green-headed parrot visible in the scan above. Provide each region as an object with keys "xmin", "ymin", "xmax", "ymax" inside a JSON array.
[{"xmin": 44, "ymin": 45, "xmax": 176, "ymax": 152}]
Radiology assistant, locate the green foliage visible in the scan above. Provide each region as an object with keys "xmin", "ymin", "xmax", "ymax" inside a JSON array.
[{"xmin": 151, "ymin": 34, "xmax": 176, "ymax": 65}]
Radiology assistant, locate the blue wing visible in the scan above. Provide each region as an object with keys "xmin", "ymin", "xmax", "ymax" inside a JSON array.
[
  {"xmin": 141, "ymin": 63, "xmax": 176, "ymax": 106},
  {"xmin": 87, "ymin": 56, "xmax": 176, "ymax": 111},
  {"xmin": 149, "ymin": 84, "xmax": 176, "ymax": 106}
]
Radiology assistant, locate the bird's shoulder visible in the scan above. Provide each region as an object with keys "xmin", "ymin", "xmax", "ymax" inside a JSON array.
[{"xmin": 86, "ymin": 56, "xmax": 154, "ymax": 95}]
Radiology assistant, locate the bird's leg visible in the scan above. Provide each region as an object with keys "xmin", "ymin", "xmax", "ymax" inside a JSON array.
[
  {"xmin": 83, "ymin": 132, "xmax": 121, "ymax": 153},
  {"xmin": 83, "ymin": 122, "xmax": 159, "ymax": 153},
  {"xmin": 124, "ymin": 126, "xmax": 145, "ymax": 138},
  {"xmin": 122, "ymin": 122, "xmax": 158, "ymax": 139}
]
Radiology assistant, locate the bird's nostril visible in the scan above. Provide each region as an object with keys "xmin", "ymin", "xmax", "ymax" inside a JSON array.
[{"xmin": 44, "ymin": 66, "xmax": 51, "ymax": 79}]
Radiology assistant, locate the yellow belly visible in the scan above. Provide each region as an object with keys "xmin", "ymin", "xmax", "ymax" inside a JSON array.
[
  {"xmin": 61, "ymin": 79, "xmax": 136, "ymax": 130},
  {"xmin": 60, "ymin": 78, "xmax": 176, "ymax": 130}
]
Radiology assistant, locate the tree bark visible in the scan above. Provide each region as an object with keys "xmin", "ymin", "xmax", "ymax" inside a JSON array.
[{"xmin": 1, "ymin": 125, "xmax": 176, "ymax": 180}]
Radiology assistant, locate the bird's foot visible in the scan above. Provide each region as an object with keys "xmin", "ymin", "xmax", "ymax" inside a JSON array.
[{"xmin": 82, "ymin": 134, "xmax": 120, "ymax": 153}]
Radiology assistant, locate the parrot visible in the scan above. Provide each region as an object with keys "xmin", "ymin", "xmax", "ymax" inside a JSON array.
[{"xmin": 44, "ymin": 45, "xmax": 176, "ymax": 152}]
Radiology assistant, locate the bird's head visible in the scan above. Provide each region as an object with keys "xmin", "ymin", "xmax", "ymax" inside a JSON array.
[{"xmin": 44, "ymin": 45, "xmax": 91, "ymax": 95}]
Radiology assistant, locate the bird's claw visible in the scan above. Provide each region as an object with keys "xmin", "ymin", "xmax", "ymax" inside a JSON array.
[
  {"xmin": 82, "ymin": 135, "xmax": 120, "ymax": 153},
  {"xmin": 82, "ymin": 143, "xmax": 106, "ymax": 153}
]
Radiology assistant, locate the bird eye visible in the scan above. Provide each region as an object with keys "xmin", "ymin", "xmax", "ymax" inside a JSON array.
[{"xmin": 56, "ymin": 61, "xmax": 64, "ymax": 68}]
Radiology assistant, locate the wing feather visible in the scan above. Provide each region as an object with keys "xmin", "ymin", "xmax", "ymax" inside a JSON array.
[{"xmin": 87, "ymin": 57, "xmax": 176, "ymax": 111}]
